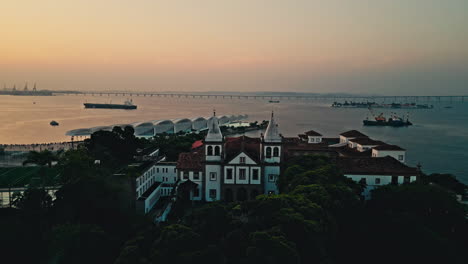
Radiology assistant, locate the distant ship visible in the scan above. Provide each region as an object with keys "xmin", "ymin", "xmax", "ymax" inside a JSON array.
[
  {"xmin": 332, "ymin": 101, "xmax": 433, "ymax": 109},
  {"xmin": 269, "ymin": 100, "xmax": 280, "ymax": 103},
  {"xmin": 363, "ymin": 109, "xmax": 412, "ymax": 127},
  {"xmin": 84, "ymin": 99, "xmax": 137, "ymax": 110},
  {"xmin": 50, "ymin": 121, "xmax": 59, "ymax": 126}
]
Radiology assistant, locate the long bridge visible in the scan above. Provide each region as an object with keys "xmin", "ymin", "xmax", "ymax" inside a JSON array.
[{"xmin": 52, "ymin": 91, "xmax": 467, "ymax": 103}]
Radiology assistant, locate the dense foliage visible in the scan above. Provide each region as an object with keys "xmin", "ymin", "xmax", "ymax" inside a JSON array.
[{"xmin": 0, "ymin": 131, "xmax": 466, "ymax": 264}]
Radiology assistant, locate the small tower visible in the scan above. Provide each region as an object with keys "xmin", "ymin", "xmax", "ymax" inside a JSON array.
[
  {"xmin": 205, "ymin": 110, "xmax": 223, "ymax": 161},
  {"xmin": 204, "ymin": 110, "xmax": 223, "ymax": 201},
  {"xmin": 261, "ymin": 111, "xmax": 282, "ymax": 195},
  {"xmin": 262, "ymin": 111, "xmax": 282, "ymax": 163}
]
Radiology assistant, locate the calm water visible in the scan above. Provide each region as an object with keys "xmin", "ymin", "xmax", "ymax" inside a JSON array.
[{"xmin": 1, "ymin": 95, "xmax": 467, "ymax": 184}]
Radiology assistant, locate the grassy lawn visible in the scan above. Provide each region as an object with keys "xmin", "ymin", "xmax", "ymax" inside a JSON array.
[{"xmin": 0, "ymin": 167, "xmax": 60, "ymax": 188}]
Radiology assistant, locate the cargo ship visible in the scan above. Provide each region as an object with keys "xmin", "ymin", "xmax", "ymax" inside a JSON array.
[
  {"xmin": 363, "ymin": 109, "xmax": 412, "ymax": 127},
  {"xmin": 84, "ymin": 99, "xmax": 137, "ymax": 110},
  {"xmin": 332, "ymin": 101, "xmax": 433, "ymax": 109}
]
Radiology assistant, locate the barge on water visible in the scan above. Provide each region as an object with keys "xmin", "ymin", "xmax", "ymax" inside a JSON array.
[
  {"xmin": 363, "ymin": 109, "xmax": 412, "ymax": 127},
  {"xmin": 84, "ymin": 99, "xmax": 137, "ymax": 110}
]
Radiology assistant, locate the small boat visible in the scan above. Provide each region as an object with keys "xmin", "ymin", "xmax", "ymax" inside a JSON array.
[
  {"xmin": 269, "ymin": 100, "xmax": 280, "ymax": 103},
  {"xmin": 444, "ymin": 106, "xmax": 453, "ymax": 109},
  {"xmin": 50, "ymin": 121, "xmax": 59, "ymax": 126}
]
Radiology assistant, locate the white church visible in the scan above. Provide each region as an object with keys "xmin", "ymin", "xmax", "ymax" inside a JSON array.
[{"xmin": 131, "ymin": 111, "xmax": 419, "ymax": 213}]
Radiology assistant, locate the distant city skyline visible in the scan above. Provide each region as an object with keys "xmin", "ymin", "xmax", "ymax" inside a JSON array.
[{"xmin": 2, "ymin": 0, "xmax": 467, "ymax": 95}]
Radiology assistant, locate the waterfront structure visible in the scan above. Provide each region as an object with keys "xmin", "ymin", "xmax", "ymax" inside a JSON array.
[{"xmin": 65, "ymin": 114, "xmax": 249, "ymax": 137}]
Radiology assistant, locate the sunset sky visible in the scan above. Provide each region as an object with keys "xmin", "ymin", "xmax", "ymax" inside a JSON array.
[{"xmin": 1, "ymin": 0, "xmax": 467, "ymax": 95}]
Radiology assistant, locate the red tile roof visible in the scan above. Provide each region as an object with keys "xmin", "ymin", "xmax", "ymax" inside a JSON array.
[
  {"xmin": 340, "ymin": 130, "xmax": 368, "ymax": 138},
  {"xmin": 177, "ymin": 151, "xmax": 204, "ymax": 171},
  {"xmin": 304, "ymin": 130, "xmax": 323, "ymax": 136},
  {"xmin": 191, "ymin": 140, "xmax": 204, "ymax": 149},
  {"xmin": 348, "ymin": 137, "xmax": 385, "ymax": 146},
  {"xmin": 373, "ymin": 144, "xmax": 405, "ymax": 151},
  {"xmin": 337, "ymin": 156, "xmax": 418, "ymax": 175},
  {"xmin": 225, "ymin": 136, "xmax": 261, "ymax": 163}
]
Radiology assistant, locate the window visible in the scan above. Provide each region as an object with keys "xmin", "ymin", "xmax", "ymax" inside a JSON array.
[
  {"xmin": 266, "ymin": 147, "xmax": 272, "ymax": 158},
  {"xmin": 210, "ymin": 172, "xmax": 217, "ymax": 181},
  {"xmin": 375, "ymin": 178, "xmax": 381, "ymax": 184},
  {"xmin": 174, "ymin": 168, "xmax": 176, "ymax": 172},
  {"xmin": 183, "ymin": 171, "xmax": 189, "ymax": 180},
  {"xmin": 226, "ymin": 168, "xmax": 233, "ymax": 180},
  {"xmin": 268, "ymin": 174, "xmax": 276, "ymax": 182},
  {"xmin": 310, "ymin": 138, "xmax": 315, "ymax": 142},
  {"xmin": 398, "ymin": 155, "xmax": 404, "ymax": 161},
  {"xmin": 193, "ymin": 188, "xmax": 200, "ymax": 197},
  {"xmin": 359, "ymin": 178, "xmax": 367, "ymax": 184},
  {"xmin": 252, "ymin": 169, "xmax": 259, "ymax": 181},
  {"xmin": 273, "ymin": 147, "xmax": 279, "ymax": 157},
  {"xmin": 207, "ymin": 146, "xmax": 213, "ymax": 156},
  {"xmin": 157, "ymin": 168, "xmax": 159, "ymax": 173},
  {"xmin": 240, "ymin": 157, "xmax": 246, "ymax": 164},
  {"xmin": 209, "ymin": 189, "xmax": 217, "ymax": 198},
  {"xmin": 404, "ymin": 176, "xmax": 411, "ymax": 183},
  {"xmin": 214, "ymin": 146, "xmax": 220, "ymax": 155},
  {"xmin": 194, "ymin": 172, "xmax": 200, "ymax": 180},
  {"xmin": 239, "ymin": 169, "xmax": 246, "ymax": 180}
]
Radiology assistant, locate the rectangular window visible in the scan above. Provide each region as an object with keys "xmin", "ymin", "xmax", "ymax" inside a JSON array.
[
  {"xmin": 226, "ymin": 168, "xmax": 233, "ymax": 180},
  {"xmin": 210, "ymin": 172, "xmax": 217, "ymax": 181},
  {"xmin": 240, "ymin": 157, "xmax": 246, "ymax": 164},
  {"xmin": 239, "ymin": 169, "xmax": 246, "ymax": 180},
  {"xmin": 375, "ymin": 178, "xmax": 381, "ymax": 184},
  {"xmin": 194, "ymin": 172, "xmax": 200, "ymax": 180},
  {"xmin": 209, "ymin": 189, "xmax": 217, "ymax": 198},
  {"xmin": 360, "ymin": 178, "xmax": 367, "ymax": 184},
  {"xmin": 268, "ymin": 174, "xmax": 276, "ymax": 182},
  {"xmin": 252, "ymin": 169, "xmax": 259, "ymax": 181},
  {"xmin": 310, "ymin": 138, "xmax": 315, "ymax": 142},
  {"xmin": 183, "ymin": 171, "xmax": 189, "ymax": 180},
  {"xmin": 391, "ymin": 176, "xmax": 398, "ymax": 185},
  {"xmin": 398, "ymin": 155, "xmax": 404, "ymax": 161},
  {"xmin": 174, "ymin": 168, "xmax": 177, "ymax": 172},
  {"xmin": 156, "ymin": 168, "xmax": 159, "ymax": 173}
]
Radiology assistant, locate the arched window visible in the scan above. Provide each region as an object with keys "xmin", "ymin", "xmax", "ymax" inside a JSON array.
[
  {"xmin": 273, "ymin": 147, "xmax": 279, "ymax": 157},
  {"xmin": 266, "ymin": 147, "xmax": 272, "ymax": 158},
  {"xmin": 214, "ymin": 146, "xmax": 220, "ymax": 156},
  {"xmin": 207, "ymin": 146, "xmax": 213, "ymax": 156}
]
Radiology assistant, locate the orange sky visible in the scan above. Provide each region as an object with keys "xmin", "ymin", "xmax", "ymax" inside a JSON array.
[{"xmin": 1, "ymin": 0, "xmax": 468, "ymax": 94}]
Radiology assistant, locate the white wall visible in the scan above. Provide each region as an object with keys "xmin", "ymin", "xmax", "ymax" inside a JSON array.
[
  {"xmin": 357, "ymin": 144, "xmax": 378, "ymax": 152},
  {"xmin": 308, "ymin": 136, "xmax": 322, "ymax": 144},
  {"xmin": 205, "ymin": 164, "xmax": 221, "ymax": 201},
  {"xmin": 154, "ymin": 164, "xmax": 177, "ymax": 183},
  {"xmin": 229, "ymin": 153, "xmax": 256, "ymax": 165},
  {"xmin": 264, "ymin": 166, "xmax": 280, "ymax": 194},
  {"xmin": 372, "ymin": 149, "xmax": 406, "ymax": 163},
  {"xmin": 344, "ymin": 174, "xmax": 417, "ymax": 199}
]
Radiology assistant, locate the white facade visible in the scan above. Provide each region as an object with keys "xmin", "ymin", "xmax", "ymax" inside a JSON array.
[
  {"xmin": 356, "ymin": 143, "xmax": 379, "ymax": 152},
  {"xmin": 344, "ymin": 174, "xmax": 417, "ymax": 199},
  {"xmin": 308, "ymin": 136, "xmax": 322, "ymax": 144},
  {"xmin": 372, "ymin": 149, "xmax": 406, "ymax": 163},
  {"xmin": 205, "ymin": 164, "xmax": 221, "ymax": 201}
]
